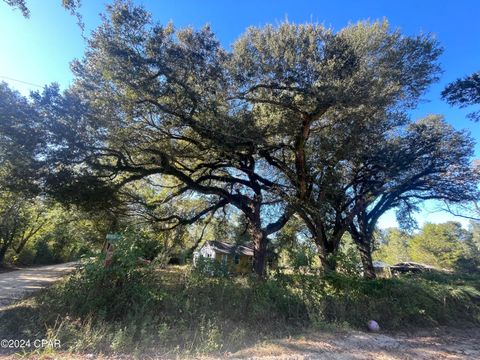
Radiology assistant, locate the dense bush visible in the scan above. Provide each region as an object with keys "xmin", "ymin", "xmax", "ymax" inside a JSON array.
[
  {"xmin": 292, "ymin": 272, "xmax": 480, "ymax": 328},
  {"xmin": 193, "ymin": 256, "xmax": 230, "ymax": 277},
  {"xmin": 2, "ymin": 260, "xmax": 479, "ymax": 357},
  {"xmin": 48, "ymin": 237, "xmax": 161, "ymax": 319}
]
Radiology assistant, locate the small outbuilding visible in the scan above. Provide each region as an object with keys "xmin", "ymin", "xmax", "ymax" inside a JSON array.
[
  {"xmin": 193, "ymin": 241, "xmax": 254, "ymax": 274},
  {"xmin": 372, "ymin": 261, "xmax": 392, "ymax": 278},
  {"xmin": 390, "ymin": 262, "xmax": 437, "ymax": 275}
]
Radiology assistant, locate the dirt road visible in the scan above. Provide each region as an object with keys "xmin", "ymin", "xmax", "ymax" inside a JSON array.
[
  {"xmin": 227, "ymin": 327, "xmax": 480, "ymax": 360},
  {"xmin": 0, "ymin": 262, "xmax": 78, "ymax": 309}
]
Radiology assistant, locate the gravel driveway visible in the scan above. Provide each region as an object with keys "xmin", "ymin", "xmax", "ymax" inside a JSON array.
[{"xmin": 0, "ymin": 262, "xmax": 78, "ymax": 309}]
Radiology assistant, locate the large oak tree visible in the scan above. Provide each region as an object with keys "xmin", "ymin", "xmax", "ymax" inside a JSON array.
[
  {"xmin": 229, "ymin": 21, "xmax": 451, "ymax": 272},
  {"xmin": 2, "ymin": 2, "xmax": 478, "ymax": 279},
  {"xmin": 25, "ymin": 3, "xmax": 290, "ymax": 277}
]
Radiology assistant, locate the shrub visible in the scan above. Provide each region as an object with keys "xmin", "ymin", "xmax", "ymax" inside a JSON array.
[
  {"xmin": 2, "ymin": 262, "xmax": 479, "ymax": 357},
  {"xmin": 193, "ymin": 256, "xmax": 229, "ymax": 277},
  {"xmin": 41, "ymin": 237, "xmax": 162, "ymax": 321},
  {"xmin": 33, "ymin": 239, "xmax": 57, "ymax": 264},
  {"xmin": 290, "ymin": 272, "xmax": 480, "ymax": 329}
]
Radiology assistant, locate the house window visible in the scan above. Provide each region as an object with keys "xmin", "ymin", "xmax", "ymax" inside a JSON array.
[
  {"xmin": 234, "ymin": 254, "xmax": 240, "ymax": 264},
  {"xmin": 221, "ymin": 254, "xmax": 228, "ymax": 265}
]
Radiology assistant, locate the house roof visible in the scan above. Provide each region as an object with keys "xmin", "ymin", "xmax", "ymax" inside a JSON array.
[
  {"xmin": 372, "ymin": 261, "xmax": 390, "ymax": 268},
  {"xmin": 205, "ymin": 240, "xmax": 254, "ymax": 256},
  {"xmin": 390, "ymin": 262, "xmax": 436, "ymax": 270},
  {"xmin": 390, "ymin": 261, "xmax": 438, "ymax": 272}
]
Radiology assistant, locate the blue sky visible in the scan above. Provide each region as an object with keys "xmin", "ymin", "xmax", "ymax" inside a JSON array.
[{"xmin": 1, "ymin": 0, "xmax": 479, "ymax": 228}]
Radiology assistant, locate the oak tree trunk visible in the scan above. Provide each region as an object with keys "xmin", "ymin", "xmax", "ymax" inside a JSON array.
[
  {"xmin": 356, "ymin": 238, "xmax": 376, "ymax": 279},
  {"xmin": 250, "ymin": 226, "xmax": 267, "ymax": 278},
  {"xmin": 312, "ymin": 228, "xmax": 345, "ymax": 273},
  {"xmin": 315, "ymin": 240, "xmax": 337, "ymax": 272}
]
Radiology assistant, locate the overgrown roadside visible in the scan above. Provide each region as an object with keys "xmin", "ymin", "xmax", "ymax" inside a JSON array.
[{"xmin": 0, "ymin": 256, "xmax": 479, "ymax": 358}]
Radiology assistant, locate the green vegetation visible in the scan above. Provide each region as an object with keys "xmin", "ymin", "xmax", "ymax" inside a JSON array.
[
  {"xmin": 1, "ymin": 257, "xmax": 479, "ymax": 356},
  {"xmin": 442, "ymin": 70, "xmax": 480, "ymax": 122},
  {"xmin": 1, "ymin": 1, "xmax": 478, "ymax": 279},
  {"xmin": 374, "ymin": 229, "xmax": 411, "ymax": 266},
  {"xmin": 375, "ymin": 221, "xmax": 480, "ymax": 271},
  {"xmin": 0, "ymin": 199, "xmax": 110, "ymax": 267},
  {"xmin": 0, "ymin": 1, "xmax": 479, "ymax": 357}
]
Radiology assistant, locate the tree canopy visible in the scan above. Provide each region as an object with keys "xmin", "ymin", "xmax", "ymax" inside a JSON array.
[
  {"xmin": 374, "ymin": 222, "xmax": 480, "ymax": 272},
  {"xmin": 442, "ymin": 71, "xmax": 480, "ymax": 122},
  {"xmin": 0, "ymin": 1, "xmax": 478, "ymax": 278}
]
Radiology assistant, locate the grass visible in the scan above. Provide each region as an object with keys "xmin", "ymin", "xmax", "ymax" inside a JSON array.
[{"xmin": 0, "ymin": 259, "xmax": 479, "ymax": 358}]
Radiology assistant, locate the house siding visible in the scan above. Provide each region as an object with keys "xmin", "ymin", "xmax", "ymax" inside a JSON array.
[
  {"xmin": 193, "ymin": 244, "xmax": 216, "ymax": 266},
  {"xmin": 194, "ymin": 242, "xmax": 253, "ymax": 274},
  {"xmin": 213, "ymin": 253, "xmax": 251, "ymax": 274}
]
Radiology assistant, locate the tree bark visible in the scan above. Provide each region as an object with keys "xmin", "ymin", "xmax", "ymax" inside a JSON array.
[
  {"xmin": 250, "ymin": 226, "xmax": 267, "ymax": 278},
  {"xmin": 355, "ymin": 237, "xmax": 376, "ymax": 279},
  {"xmin": 315, "ymin": 238, "xmax": 337, "ymax": 272},
  {"xmin": 309, "ymin": 220, "xmax": 345, "ymax": 273},
  {"xmin": 15, "ymin": 217, "xmax": 49, "ymax": 254},
  {"xmin": 350, "ymin": 208, "xmax": 377, "ymax": 280}
]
